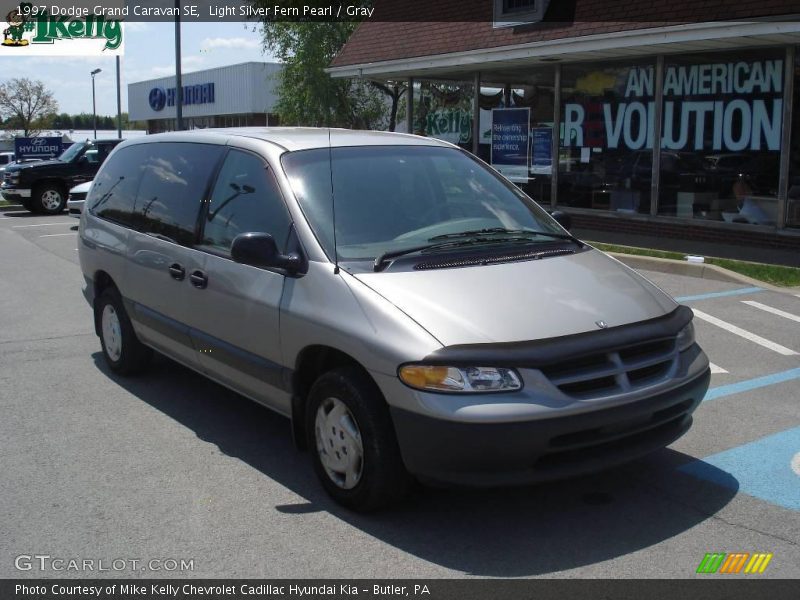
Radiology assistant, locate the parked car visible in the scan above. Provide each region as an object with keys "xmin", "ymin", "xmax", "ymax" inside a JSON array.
[
  {"xmin": 0, "ymin": 154, "xmax": 41, "ymax": 176},
  {"xmin": 79, "ymin": 129, "xmax": 710, "ymax": 511},
  {"xmin": 1, "ymin": 139, "xmax": 122, "ymax": 214},
  {"xmin": 67, "ymin": 181, "xmax": 92, "ymax": 218},
  {"xmin": 0, "ymin": 151, "xmax": 15, "ymax": 169}
]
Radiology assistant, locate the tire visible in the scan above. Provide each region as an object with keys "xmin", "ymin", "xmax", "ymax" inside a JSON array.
[
  {"xmin": 96, "ymin": 288, "xmax": 152, "ymax": 375},
  {"xmin": 306, "ymin": 367, "xmax": 411, "ymax": 512},
  {"xmin": 33, "ymin": 183, "xmax": 67, "ymax": 215}
]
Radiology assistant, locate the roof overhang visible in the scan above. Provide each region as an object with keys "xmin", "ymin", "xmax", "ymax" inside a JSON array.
[{"xmin": 328, "ymin": 20, "xmax": 800, "ymax": 81}]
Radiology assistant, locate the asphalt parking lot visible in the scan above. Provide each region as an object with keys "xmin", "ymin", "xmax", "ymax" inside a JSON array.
[{"xmin": 1, "ymin": 206, "xmax": 798, "ymax": 579}]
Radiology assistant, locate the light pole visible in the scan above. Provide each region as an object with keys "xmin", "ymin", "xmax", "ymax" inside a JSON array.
[
  {"xmin": 175, "ymin": 0, "xmax": 183, "ymax": 131},
  {"xmin": 91, "ymin": 68, "xmax": 102, "ymax": 139},
  {"xmin": 115, "ymin": 56, "xmax": 122, "ymax": 139}
]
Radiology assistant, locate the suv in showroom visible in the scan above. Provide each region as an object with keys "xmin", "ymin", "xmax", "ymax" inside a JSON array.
[{"xmin": 2, "ymin": 139, "xmax": 121, "ymax": 214}]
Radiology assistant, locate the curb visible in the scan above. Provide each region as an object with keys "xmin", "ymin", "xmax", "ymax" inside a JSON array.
[
  {"xmin": 607, "ymin": 252, "xmax": 800, "ymax": 294},
  {"xmin": 0, "ymin": 204, "xmax": 23, "ymax": 212}
]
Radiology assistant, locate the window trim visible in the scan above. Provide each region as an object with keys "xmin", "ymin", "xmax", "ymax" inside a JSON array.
[{"xmin": 492, "ymin": 0, "xmax": 549, "ymax": 29}]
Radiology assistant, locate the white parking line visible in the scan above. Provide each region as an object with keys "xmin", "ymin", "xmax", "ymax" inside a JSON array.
[
  {"xmin": 709, "ymin": 362, "xmax": 728, "ymax": 374},
  {"xmin": 39, "ymin": 233, "xmax": 75, "ymax": 238},
  {"xmin": 12, "ymin": 222, "xmax": 74, "ymax": 228},
  {"xmin": 742, "ymin": 300, "xmax": 800, "ymax": 324},
  {"xmin": 692, "ymin": 309, "xmax": 798, "ymax": 356}
]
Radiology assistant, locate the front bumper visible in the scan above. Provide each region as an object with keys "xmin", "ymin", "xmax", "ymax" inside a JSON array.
[
  {"xmin": 391, "ymin": 364, "xmax": 710, "ymax": 487},
  {"xmin": 67, "ymin": 198, "xmax": 84, "ymax": 218},
  {"xmin": 1, "ymin": 187, "xmax": 31, "ymax": 200}
]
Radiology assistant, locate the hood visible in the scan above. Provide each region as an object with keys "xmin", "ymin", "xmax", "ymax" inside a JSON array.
[
  {"xmin": 6, "ymin": 159, "xmax": 62, "ymax": 172},
  {"xmin": 69, "ymin": 181, "xmax": 92, "ymax": 194},
  {"xmin": 352, "ymin": 248, "xmax": 677, "ymax": 347}
]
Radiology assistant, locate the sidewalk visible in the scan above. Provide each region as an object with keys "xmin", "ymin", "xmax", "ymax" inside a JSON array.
[{"xmin": 574, "ymin": 227, "xmax": 800, "ymax": 268}]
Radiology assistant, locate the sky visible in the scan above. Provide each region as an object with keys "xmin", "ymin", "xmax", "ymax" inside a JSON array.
[{"xmin": 0, "ymin": 21, "xmax": 276, "ymax": 117}]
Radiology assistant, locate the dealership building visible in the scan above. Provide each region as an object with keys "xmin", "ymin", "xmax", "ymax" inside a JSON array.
[
  {"xmin": 329, "ymin": 0, "xmax": 800, "ymax": 264},
  {"xmin": 128, "ymin": 62, "xmax": 281, "ymax": 134}
]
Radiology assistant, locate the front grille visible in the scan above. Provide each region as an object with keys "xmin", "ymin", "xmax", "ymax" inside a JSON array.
[
  {"xmin": 69, "ymin": 193, "xmax": 87, "ymax": 201},
  {"xmin": 540, "ymin": 336, "xmax": 678, "ymax": 399}
]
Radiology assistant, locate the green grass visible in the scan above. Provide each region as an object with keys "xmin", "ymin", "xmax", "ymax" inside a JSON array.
[{"xmin": 590, "ymin": 242, "xmax": 800, "ymax": 287}]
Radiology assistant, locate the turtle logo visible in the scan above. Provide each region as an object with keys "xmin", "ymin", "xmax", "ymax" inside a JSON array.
[{"xmin": 3, "ymin": 6, "xmax": 30, "ymax": 47}]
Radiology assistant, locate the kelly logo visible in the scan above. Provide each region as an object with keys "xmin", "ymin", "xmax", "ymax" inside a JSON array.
[
  {"xmin": 3, "ymin": 3, "xmax": 122, "ymax": 51},
  {"xmin": 696, "ymin": 552, "xmax": 773, "ymax": 574}
]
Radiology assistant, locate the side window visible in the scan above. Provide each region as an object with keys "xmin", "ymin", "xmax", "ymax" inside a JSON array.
[
  {"xmin": 95, "ymin": 144, "xmax": 114, "ymax": 163},
  {"xmin": 133, "ymin": 142, "xmax": 224, "ymax": 246},
  {"xmin": 202, "ymin": 150, "xmax": 291, "ymax": 253},
  {"xmin": 89, "ymin": 144, "xmax": 150, "ymax": 227}
]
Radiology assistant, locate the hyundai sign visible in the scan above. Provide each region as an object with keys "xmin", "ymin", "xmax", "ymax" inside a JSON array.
[
  {"xmin": 148, "ymin": 83, "xmax": 215, "ymax": 111},
  {"xmin": 14, "ymin": 137, "xmax": 63, "ymax": 160}
]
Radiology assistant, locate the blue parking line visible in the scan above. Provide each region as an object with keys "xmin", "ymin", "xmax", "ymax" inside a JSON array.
[
  {"xmin": 679, "ymin": 426, "xmax": 800, "ymax": 511},
  {"xmin": 675, "ymin": 287, "xmax": 763, "ymax": 303},
  {"xmin": 703, "ymin": 368, "xmax": 800, "ymax": 402}
]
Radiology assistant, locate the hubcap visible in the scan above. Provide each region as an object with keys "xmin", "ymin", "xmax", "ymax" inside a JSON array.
[
  {"xmin": 314, "ymin": 397, "xmax": 364, "ymax": 489},
  {"xmin": 41, "ymin": 189, "xmax": 63, "ymax": 211},
  {"xmin": 101, "ymin": 304, "xmax": 123, "ymax": 362}
]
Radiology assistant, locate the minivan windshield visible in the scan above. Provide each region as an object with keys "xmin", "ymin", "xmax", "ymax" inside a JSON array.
[
  {"xmin": 57, "ymin": 142, "xmax": 85, "ymax": 163},
  {"xmin": 281, "ymin": 145, "xmax": 564, "ymax": 262}
]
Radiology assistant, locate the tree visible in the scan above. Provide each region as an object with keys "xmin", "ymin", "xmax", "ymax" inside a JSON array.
[
  {"xmin": 255, "ymin": 2, "xmax": 405, "ymax": 130},
  {"xmin": 0, "ymin": 78, "xmax": 58, "ymax": 136}
]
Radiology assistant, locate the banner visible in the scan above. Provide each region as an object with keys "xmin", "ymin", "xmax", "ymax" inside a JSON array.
[{"xmin": 491, "ymin": 107, "xmax": 530, "ymax": 182}]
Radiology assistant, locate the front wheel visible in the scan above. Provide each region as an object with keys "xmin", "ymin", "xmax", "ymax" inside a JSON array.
[
  {"xmin": 306, "ymin": 367, "xmax": 411, "ymax": 511},
  {"xmin": 34, "ymin": 184, "xmax": 66, "ymax": 214}
]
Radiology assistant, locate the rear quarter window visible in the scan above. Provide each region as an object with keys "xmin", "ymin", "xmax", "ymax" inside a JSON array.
[{"xmin": 89, "ymin": 144, "xmax": 151, "ymax": 227}]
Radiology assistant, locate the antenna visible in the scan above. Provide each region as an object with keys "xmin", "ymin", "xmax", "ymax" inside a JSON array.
[{"xmin": 327, "ymin": 127, "xmax": 340, "ymax": 274}]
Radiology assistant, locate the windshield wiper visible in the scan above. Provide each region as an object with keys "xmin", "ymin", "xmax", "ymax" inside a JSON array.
[
  {"xmin": 429, "ymin": 227, "xmax": 579, "ymax": 244},
  {"xmin": 372, "ymin": 237, "xmax": 537, "ymax": 272}
]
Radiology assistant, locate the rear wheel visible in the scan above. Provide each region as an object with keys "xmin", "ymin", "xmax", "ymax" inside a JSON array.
[
  {"xmin": 33, "ymin": 184, "xmax": 66, "ymax": 214},
  {"xmin": 306, "ymin": 367, "xmax": 411, "ymax": 511},
  {"xmin": 96, "ymin": 288, "xmax": 152, "ymax": 375}
]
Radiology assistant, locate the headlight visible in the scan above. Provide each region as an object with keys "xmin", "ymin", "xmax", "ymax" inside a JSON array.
[
  {"xmin": 398, "ymin": 365, "xmax": 522, "ymax": 393},
  {"xmin": 676, "ymin": 321, "xmax": 695, "ymax": 352}
]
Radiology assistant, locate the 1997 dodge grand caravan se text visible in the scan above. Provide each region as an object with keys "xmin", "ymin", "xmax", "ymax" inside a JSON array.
[{"xmin": 78, "ymin": 128, "xmax": 710, "ymax": 511}]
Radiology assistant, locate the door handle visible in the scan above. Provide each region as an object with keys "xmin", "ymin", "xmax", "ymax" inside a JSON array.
[
  {"xmin": 168, "ymin": 263, "xmax": 185, "ymax": 281},
  {"xmin": 189, "ymin": 270, "xmax": 208, "ymax": 289}
]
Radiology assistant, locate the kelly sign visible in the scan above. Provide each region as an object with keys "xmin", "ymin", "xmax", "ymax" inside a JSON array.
[{"xmin": 14, "ymin": 136, "xmax": 62, "ymax": 160}]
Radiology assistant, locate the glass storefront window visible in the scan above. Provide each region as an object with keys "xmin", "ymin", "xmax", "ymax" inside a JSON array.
[
  {"xmin": 658, "ymin": 49, "xmax": 785, "ymax": 225},
  {"xmin": 484, "ymin": 69, "xmax": 556, "ymax": 206},
  {"xmin": 558, "ymin": 59, "xmax": 655, "ymax": 214},
  {"xmin": 787, "ymin": 47, "xmax": 800, "ymax": 229}
]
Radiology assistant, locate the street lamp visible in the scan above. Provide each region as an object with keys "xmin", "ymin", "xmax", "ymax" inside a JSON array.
[{"xmin": 90, "ymin": 68, "xmax": 102, "ymax": 139}]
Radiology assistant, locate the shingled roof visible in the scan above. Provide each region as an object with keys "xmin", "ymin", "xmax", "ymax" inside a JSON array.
[{"xmin": 330, "ymin": 0, "xmax": 799, "ymax": 69}]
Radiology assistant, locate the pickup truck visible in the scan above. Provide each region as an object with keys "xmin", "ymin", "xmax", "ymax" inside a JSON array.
[{"xmin": 1, "ymin": 139, "xmax": 122, "ymax": 214}]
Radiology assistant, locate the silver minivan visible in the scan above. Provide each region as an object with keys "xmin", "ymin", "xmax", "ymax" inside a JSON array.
[{"xmin": 79, "ymin": 128, "xmax": 710, "ymax": 511}]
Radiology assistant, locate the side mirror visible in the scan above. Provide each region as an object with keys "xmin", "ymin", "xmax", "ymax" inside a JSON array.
[
  {"xmin": 231, "ymin": 232, "xmax": 302, "ymax": 273},
  {"xmin": 551, "ymin": 210, "xmax": 572, "ymax": 231}
]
